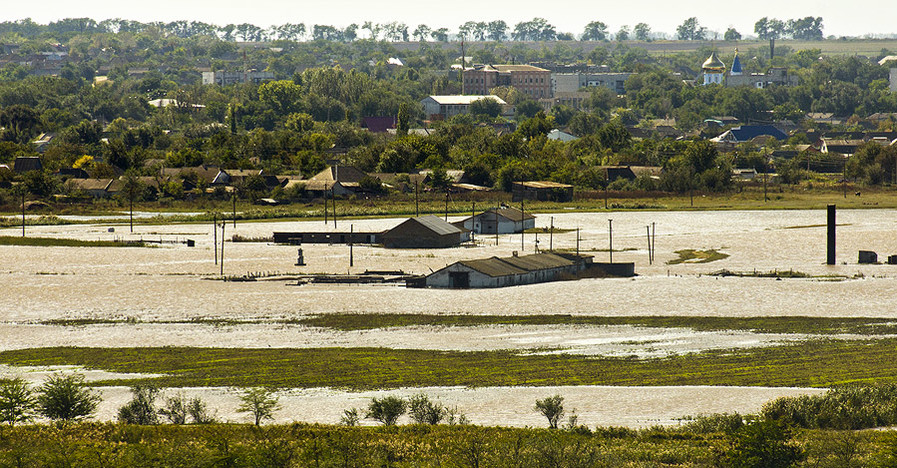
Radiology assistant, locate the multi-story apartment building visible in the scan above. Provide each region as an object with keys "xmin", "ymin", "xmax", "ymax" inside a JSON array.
[{"xmin": 462, "ymin": 64, "xmax": 551, "ymax": 99}]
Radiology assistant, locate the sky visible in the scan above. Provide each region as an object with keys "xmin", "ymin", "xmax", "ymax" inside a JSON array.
[{"xmin": 2, "ymin": 0, "xmax": 894, "ymax": 39}]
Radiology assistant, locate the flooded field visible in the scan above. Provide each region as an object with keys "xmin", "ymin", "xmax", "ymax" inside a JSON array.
[{"xmin": 2, "ymin": 208, "xmax": 894, "ymax": 426}]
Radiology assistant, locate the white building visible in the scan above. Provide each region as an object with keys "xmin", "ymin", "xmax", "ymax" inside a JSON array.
[
  {"xmin": 425, "ymin": 252, "xmax": 592, "ymax": 289},
  {"xmin": 702, "ymin": 51, "xmax": 725, "ymax": 86},
  {"xmin": 458, "ymin": 206, "xmax": 535, "ymax": 234},
  {"xmin": 420, "ymin": 95, "xmax": 507, "ymax": 120}
]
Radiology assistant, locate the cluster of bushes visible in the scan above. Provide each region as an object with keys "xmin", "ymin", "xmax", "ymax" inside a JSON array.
[{"xmin": 762, "ymin": 384, "xmax": 897, "ymax": 430}]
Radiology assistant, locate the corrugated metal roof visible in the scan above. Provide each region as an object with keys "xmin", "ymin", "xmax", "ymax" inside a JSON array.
[
  {"xmin": 515, "ymin": 181, "xmax": 573, "ymax": 189},
  {"xmin": 411, "ymin": 215, "xmax": 463, "ymax": 236},
  {"xmin": 460, "ymin": 257, "xmax": 529, "ymax": 277},
  {"xmin": 459, "ymin": 253, "xmax": 578, "ymax": 278},
  {"xmin": 481, "ymin": 207, "xmax": 535, "ymax": 222}
]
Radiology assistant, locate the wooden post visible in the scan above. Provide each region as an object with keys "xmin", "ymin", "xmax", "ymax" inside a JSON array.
[
  {"xmin": 324, "ymin": 183, "xmax": 328, "ymax": 225},
  {"xmin": 471, "ymin": 201, "xmax": 475, "ymax": 243},
  {"xmin": 651, "ymin": 222, "xmax": 656, "ymax": 265},
  {"xmin": 232, "ymin": 192, "xmax": 236, "ymax": 228},
  {"xmin": 415, "ymin": 181, "xmax": 419, "ymax": 217},
  {"xmin": 549, "ymin": 216, "xmax": 554, "ymax": 252},
  {"xmin": 576, "ymin": 227, "xmax": 580, "ymax": 256},
  {"xmin": 349, "ymin": 224, "xmax": 354, "ymax": 268},
  {"xmin": 21, "ymin": 190, "xmax": 25, "ymax": 238},
  {"xmin": 332, "ymin": 185, "xmax": 337, "ymax": 229},
  {"xmin": 520, "ymin": 200, "xmax": 524, "ymax": 252},
  {"xmin": 604, "ymin": 168, "xmax": 608, "ymax": 210},
  {"xmin": 444, "ymin": 192, "xmax": 448, "ymax": 221},
  {"xmin": 129, "ymin": 196, "xmax": 134, "ymax": 233},
  {"xmin": 220, "ymin": 221, "xmax": 225, "ymax": 276},
  {"xmin": 213, "ymin": 213, "xmax": 218, "ymax": 265},
  {"xmin": 608, "ymin": 219, "xmax": 613, "ymax": 263},
  {"xmin": 495, "ymin": 204, "xmax": 499, "ymax": 246},
  {"xmin": 647, "ymin": 225, "xmax": 652, "ymax": 265}
]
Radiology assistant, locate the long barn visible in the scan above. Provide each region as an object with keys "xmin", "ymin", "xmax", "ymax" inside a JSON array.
[{"xmin": 425, "ymin": 252, "xmax": 593, "ymax": 289}]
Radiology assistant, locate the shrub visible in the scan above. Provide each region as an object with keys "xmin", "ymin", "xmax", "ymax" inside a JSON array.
[
  {"xmin": 159, "ymin": 392, "xmax": 188, "ymax": 424},
  {"xmin": 721, "ymin": 419, "xmax": 804, "ymax": 468},
  {"xmin": 408, "ymin": 394, "xmax": 445, "ymax": 425},
  {"xmin": 366, "ymin": 395, "xmax": 406, "ymax": 426},
  {"xmin": 118, "ymin": 384, "xmax": 161, "ymax": 425},
  {"xmin": 36, "ymin": 373, "xmax": 100, "ymax": 423},
  {"xmin": 0, "ymin": 378, "xmax": 36, "ymax": 426},
  {"xmin": 535, "ymin": 395, "xmax": 565, "ymax": 429},
  {"xmin": 237, "ymin": 388, "xmax": 280, "ymax": 426},
  {"xmin": 187, "ymin": 396, "xmax": 216, "ymax": 424}
]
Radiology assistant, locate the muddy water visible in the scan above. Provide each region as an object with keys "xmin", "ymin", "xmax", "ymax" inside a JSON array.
[{"xmin": 2, "ymin": 208, "xmax": 892, "ymax": 425}]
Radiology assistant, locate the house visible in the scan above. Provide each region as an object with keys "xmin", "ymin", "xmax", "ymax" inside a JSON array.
[
  {"xmin": 64, "ymin": 178, "xmax": 114, "ymax": 198},
  {"xmin": 424, "ymin": 252, "xmax": 593, "ymax": 288},
  {"xmin": 601, "ymin": 166, "xmax": 638, "ymax": 182},
  {"xmin": 551, "ymin": 72, "xmax": 634, "ymax": 95},
  {"xmin": 304, "ymin": 165, "xmax": 370, "ymax": 197},
  {"xmin": 710, "ymin": 125, "xmax": 788, "ymax": 144},
  {"xmin": 458, "ymin": 206, "xmax": 535, "ymax": 234},
  {"xmin": 512, "ymin": 181, "xmax": 574, "ymax": 202},
  {"xmin": 420, "ymin": 95, "xmax": 507, "ymax": 120},
  {"xmin": 161, "ymin": 165, "xmax": 224, "ymax": 190},
  {"xmin": 547, "ymin": 129, "xmax": 578, "ymax": 142},
  {"xmin": 362, "ymin": 116, "xmax": 396, "ymax": 133},
  {"xmin": 13, "ymin": 157, "xmax": 42, "ymax": 173},
  {"xmin": 380, "ymin": 215, "xmax": 469, "ymax": 249}
]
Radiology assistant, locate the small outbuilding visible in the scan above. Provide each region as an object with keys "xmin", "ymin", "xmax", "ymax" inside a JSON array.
[
  {"xmin": 457, "ymin": 206, "xmax": 535, "ymax": 234},
  {"xmin": 425, "ymin": 252, "xmax": 592, "ymax": 288},
  {"xmin": 380, "ymin": 215, "xmax": 469, "ymax": 249},
  {"xmin": 512, "ymin": 181, "xmax": 574, "ymax": 202}
]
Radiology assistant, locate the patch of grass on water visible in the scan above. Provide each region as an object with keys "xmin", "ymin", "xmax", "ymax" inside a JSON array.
[
  {"xmin": 3, "ymin": 340, "xmax": 897, "ymax": 389},
  {"xmin": 297, "ymin": 313, "xmax": 897, "ymax": 335},
  {"xmin": 667, "ymin": 249, "xmax": 729, "ymax": 265},
  {"xmin": 0, "ymin": 236, "xmax": 145, "ymax": 247},
  {"xmin": 37, "ymin": 314, "xmax": 897, "ymax": 336}
]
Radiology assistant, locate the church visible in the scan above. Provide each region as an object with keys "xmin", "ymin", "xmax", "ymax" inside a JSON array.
[{"xmin": 701, "ymin": 49, "xmax": 798, "ymax": 88}]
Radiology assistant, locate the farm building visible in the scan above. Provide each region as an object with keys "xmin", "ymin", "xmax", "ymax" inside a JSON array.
[
  {"xmin": 425, "ymin": 252, "xmax": 593, "ymax": 288},
  {"xmin": 457, "ymin": 206, "xmax": 535, "ymax": 234},
  {"xmin": 380, "ymin": 215, "xmax": 470, "ymax": 249},
  {"xmin": 274, "ymin": 215, "xmax": 469, "ymax": 249},
  {"xmin": 512, "ymin": 181, "xmax": 574, "ymax": 202}
]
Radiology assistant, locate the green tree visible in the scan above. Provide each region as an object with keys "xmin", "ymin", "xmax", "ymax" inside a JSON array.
[
  {"xmin": 0, "ymin": 378, "xmax": 37, "ymax": 426},
  {"xmin": 722, "ymin": 419, "xmax": 804, "ymax": 468},
  {"xmin": 117, "ymin": 384, "xmax": 160, "ymax": 425},
  {"xmin": 469, "ymin": 97, "xmax": 502, "ymax": 118},
  {"xmin": 633, "ymin": 23, "xmax": 651, "ymax": 41},
  {"xmin": 581, "ymin": 21, "xmax": 608, "ymax": 41},
  {"xmin": 238, "ymin": 387, "xmax": 280, "ymax": 426},
  {"xmin": 366, "ymin": 395, "xmax": 406, "ymax": 426},
  {"xmin": 37, "ymin": 373, "xmax": 100, "ymax": 423},
  {"xmin": 397, "ymin": 102, "xmax": 410, "ymax": 136},
  {"xmin": 724, "ymin": 28, "xmax": 742, "ymax": 41},
  {"xmin": 615, "ymin": 26, "xmax": 630, "ymax": 41},
  {"xmin": 755, "ymin": 17, "xmax": 786, "ymax": 40},
  {"xmin": 787, "ymin": 17, "xmax": 824, "ymax": 40},
  {"xmin": 535, "ymin": 395, "xmax": 565, "ymax": 429},
  {"xmin": 677, "ymin": 17, "xmax": 706, "ymax": 40},
  {"xmin": 258, "ymin": 80, "xmax": 303, "ymax": 116},
  {"xmin": 408, "ymin": 394, "xmax": 446, "ymax": 425},
  {"xmin": 159, "ymin": 392, "xmax": 188, "ymax": 424}
]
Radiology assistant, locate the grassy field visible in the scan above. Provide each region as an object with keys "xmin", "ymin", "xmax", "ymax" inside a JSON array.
[
  {"xmin": 1, "ymin": 185, "xmax": 895, "ymax": 226},
  {"xmin": 4, "ymin": 339, "xmax": 897, "ymax": 389},
  {"xmin": 0, "ymin": 236, "xmax": 145, "ymax": 247},
  {"xmin": 38, "ymin": 313, "xmax": 897, "ymax": 335}
]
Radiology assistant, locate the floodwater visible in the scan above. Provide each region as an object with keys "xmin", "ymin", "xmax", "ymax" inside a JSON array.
[{"xmin": 2, "ymin": 208, "xmax": 894, "ymax": 426}]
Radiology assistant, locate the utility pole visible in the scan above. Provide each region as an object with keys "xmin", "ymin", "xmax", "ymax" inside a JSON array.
[
  {"xmin": 213, "ymin": 213, "xmax": 218, "ymax": 265},
  {"xmin": 232, "ymin": 192, "xmax": 236, "ymax": 228},
  {"xmin": 21, "ymin": 189, "xmax": 25, "ymax": 238},
  {"xmin": 324, "ymin": 183, "xmax": 329, "ymax": 225},
  {"xmin": 471, "ymin": 201, "xmax": 475, "ymax": 243},
  {"xmin": 495, "ymin": 204, "xmax": 499, "ymax": 246},
  {"xmin": 646, "ymin": 226, "xmax": 652, "ymax": 265},
  {"xmin": 608, "ymin": 219, "xmax": 613, "ymax": 263},
  {"xmin": 220, "ymin": 221, "xmax": 226, "ymax": 276},
  {"xmin": 549, "ymin": 216, "xmax": 554, "ymax": 252},
  {"xmin": 415, "ymin": 181, "xmax": 419, "ymax": 217},
  {"xmin": 444, "ymin": 192, "xmax": 449, "ymax": 221},
  {"xmin": 332, "ymin": 185, "xmax": 337, "ymax": 229},
  {"xmin": 604, "ymin": 168, "xmax": 609, "ymax": 210},
  {"xmin": 520, "ymin": 199, "xmax": 524, "ymax": 252},
  {"xmin": 576, "ymin": 227, "xmax": 580, "ymax": 257},
  {"xmin": 349, "ymin": 224, "xmax": 354, "ymax": 268}
]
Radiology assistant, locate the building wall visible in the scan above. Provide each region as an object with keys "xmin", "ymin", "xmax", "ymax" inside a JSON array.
[
  {"xmin": 463, "ymin": 68, "xmax": 550, "ymax": 98},
  {"xmin": 425, "ymin": 262, "xmax": 586, "ymax": 288},
  {"xmin": 552, "ymin": 73, "xmax": 633, "ymax": 95}
]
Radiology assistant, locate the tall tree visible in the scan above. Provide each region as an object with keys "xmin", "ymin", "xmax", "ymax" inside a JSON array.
[
  {"xmin": 582, "ymin": 21, "xmax": 608, "ymax": 41},
  {"xmin": 487, "ymin": 20, "xmax": 508, "ymax": 41},
  {"xmin": 616, "ymin": 26, "xmax": 630, "ymax": 41},
  {"xmin": 677, "ymin": 17, "xmax": 707, "ymax": 40},
  {"xmin": 413, "ymin": 24, "xmax": 431, "ymax": 41},
  {"xmin": 634, "ymin": 23, "xmax": 651, "ymax": 41},
  {"xmin": 788, "ymin": 17, "xmax": 824, "ymax": 40},
  {"xmin": 754, "ymin": 17, "xmax": 786, "ymax": 40},
  {"xmin": 724, "ymin": 28, "xmax": 742, "ymax": 41}
]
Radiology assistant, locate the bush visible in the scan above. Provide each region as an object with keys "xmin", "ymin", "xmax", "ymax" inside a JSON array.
[
  {"xmin": 408, "ymin": 394, "xmax": 445, "ymax": 425},
  {"xmin": 366, "ymin": 395, "xmax": 406, "ymax": 426},
  {"xmin": 37, "ymin": 373, "xmax": 100, "ymax": 423},
  {"xmin": 159, "ymin": 392, "xmax": 188, "ymax": 424},
  {"xmin": 237, "ymin": 388, "xmax": 280, "ymax": 426},
  {"xmin": 117, "ymin": 384, "xmax": 161, "ymax": 425},
  {"xmin": 0, "ymin": 378, "xmax": 36, "ymax": 426},
  {"xmin": 721, "ymin": 419, "xmax": 804, "ymax": 468},
  {"xmin": 681, "ymin": 413, "xmax": 745, "ymax": 434},
  {"xmin": 535, "ymin": 395, "xmax": 565, "ymax": 429}
]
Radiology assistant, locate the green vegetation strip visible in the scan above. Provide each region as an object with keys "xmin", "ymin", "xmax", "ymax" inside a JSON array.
[
  {"xmin": 667, "ymin": 249, "xmax": 730, "ymax": 264},
  {"xmin": 0, "ymin": 236, "xmax": 145, "ymax": 247},
  {"xmin": 296, "ymin": 313, "xmax": 897, "ymax": 335},
  {"xmin": 4, "ymin": 340, "xmax": 897, "ymax": 389}
]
